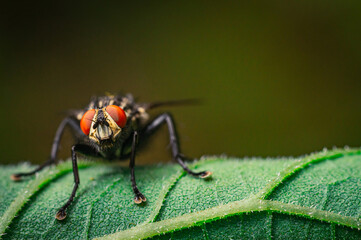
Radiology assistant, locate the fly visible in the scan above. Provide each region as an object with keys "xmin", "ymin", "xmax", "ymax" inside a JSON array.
[{"xmin": 11, "ymin": 93, "xmax": 212, "ymax": 220}]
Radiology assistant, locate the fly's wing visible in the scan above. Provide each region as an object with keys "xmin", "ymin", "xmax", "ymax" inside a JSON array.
[
  {"xmin": 141, "ymin": 98, "xmax": 201, "ymax": 110},
  {"xmin": 131, "ymin": 98, "xmax": 201, "ymax": 128}
]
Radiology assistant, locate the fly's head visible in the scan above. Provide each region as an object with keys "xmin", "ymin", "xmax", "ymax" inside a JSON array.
[{"xmin": 80, "ymin": 105, "xmax": 127, "ymax": 148}]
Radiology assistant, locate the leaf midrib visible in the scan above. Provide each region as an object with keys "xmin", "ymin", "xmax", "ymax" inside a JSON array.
[{"xmin": 96, "ymin": 198, "xmax": 360, "ymax": 240}]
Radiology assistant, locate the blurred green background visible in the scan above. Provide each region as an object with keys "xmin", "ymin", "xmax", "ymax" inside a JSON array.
[{"xmin": 1, "ymin": 1, "xmax": 361, "ymax": 165}]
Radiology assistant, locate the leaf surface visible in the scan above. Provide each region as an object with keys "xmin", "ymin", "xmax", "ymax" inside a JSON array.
[{"xmin": 0, "ymin": 148, "xmax": 360, "ymax": 239}]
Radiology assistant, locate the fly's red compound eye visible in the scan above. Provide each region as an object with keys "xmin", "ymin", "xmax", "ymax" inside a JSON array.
[
  {"xmin": 80, "ymin": 109, "xmax": 96, "ymax": 135},
  {"xmin": 105, "ymin": 105, "xmax": 127, "ymax": 128}
]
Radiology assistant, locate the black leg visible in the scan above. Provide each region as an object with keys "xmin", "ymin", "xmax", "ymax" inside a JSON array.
[
  {"xmin": 55, "ymin": 144, "xmax": 95, "ymax": 220},
  {"xmin": 130, "ymin": 131, "xmax": 146, "ymax": 204},
  {"xmin": 143, "ymin": 113, "xmax": 211, "ymax": 178},
  {"xmin": 11, "ymin": 117, "xmax": 83, "ymax": 181}
]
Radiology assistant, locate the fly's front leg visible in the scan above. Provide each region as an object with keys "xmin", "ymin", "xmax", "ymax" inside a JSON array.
[
  {"xmin": 55, "ymin": 144, "xmax": 96, "ymax": 220},
  {"xmin": 11, "ymin": 117, "xmax": 83, "ymax": 181},
  {"xmin": 144, "ymin": 113, "xmax": 212, "ymax": 178},
  {"xmin": 130, "ymin": 131, "xmax": 146, "ymax": 204}
]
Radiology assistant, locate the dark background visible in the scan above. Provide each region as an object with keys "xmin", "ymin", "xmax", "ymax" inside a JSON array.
[{"xmin": 1, "ymin": 1, "xmax": 361, "ymax": 165}]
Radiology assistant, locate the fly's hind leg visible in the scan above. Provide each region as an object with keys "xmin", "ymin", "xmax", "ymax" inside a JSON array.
[
  {"xmin": 11, "ymin": 117, "xmax": 83, "ymax": 181},
  {"xmin": 143, "ymin": 113, "xmax": 212, "ymax": 178}
]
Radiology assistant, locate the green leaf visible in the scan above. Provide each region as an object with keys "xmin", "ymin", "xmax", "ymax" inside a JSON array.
[{"xmin": 1, "ymin": 148, "xmax": 361, "ymax": 239}]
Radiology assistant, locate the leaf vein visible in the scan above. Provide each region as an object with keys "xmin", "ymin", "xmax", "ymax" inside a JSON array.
[
  {"xmin": 84, "ymin": 176, "xmax": 123, "ymax": 240},
  {"xmin": 145, "ymin": 170, "xmax": 185, "ymax": 224},
  {"xmin": 257, "ymin": 148, "xmax": 361, "ymax": 200}
]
